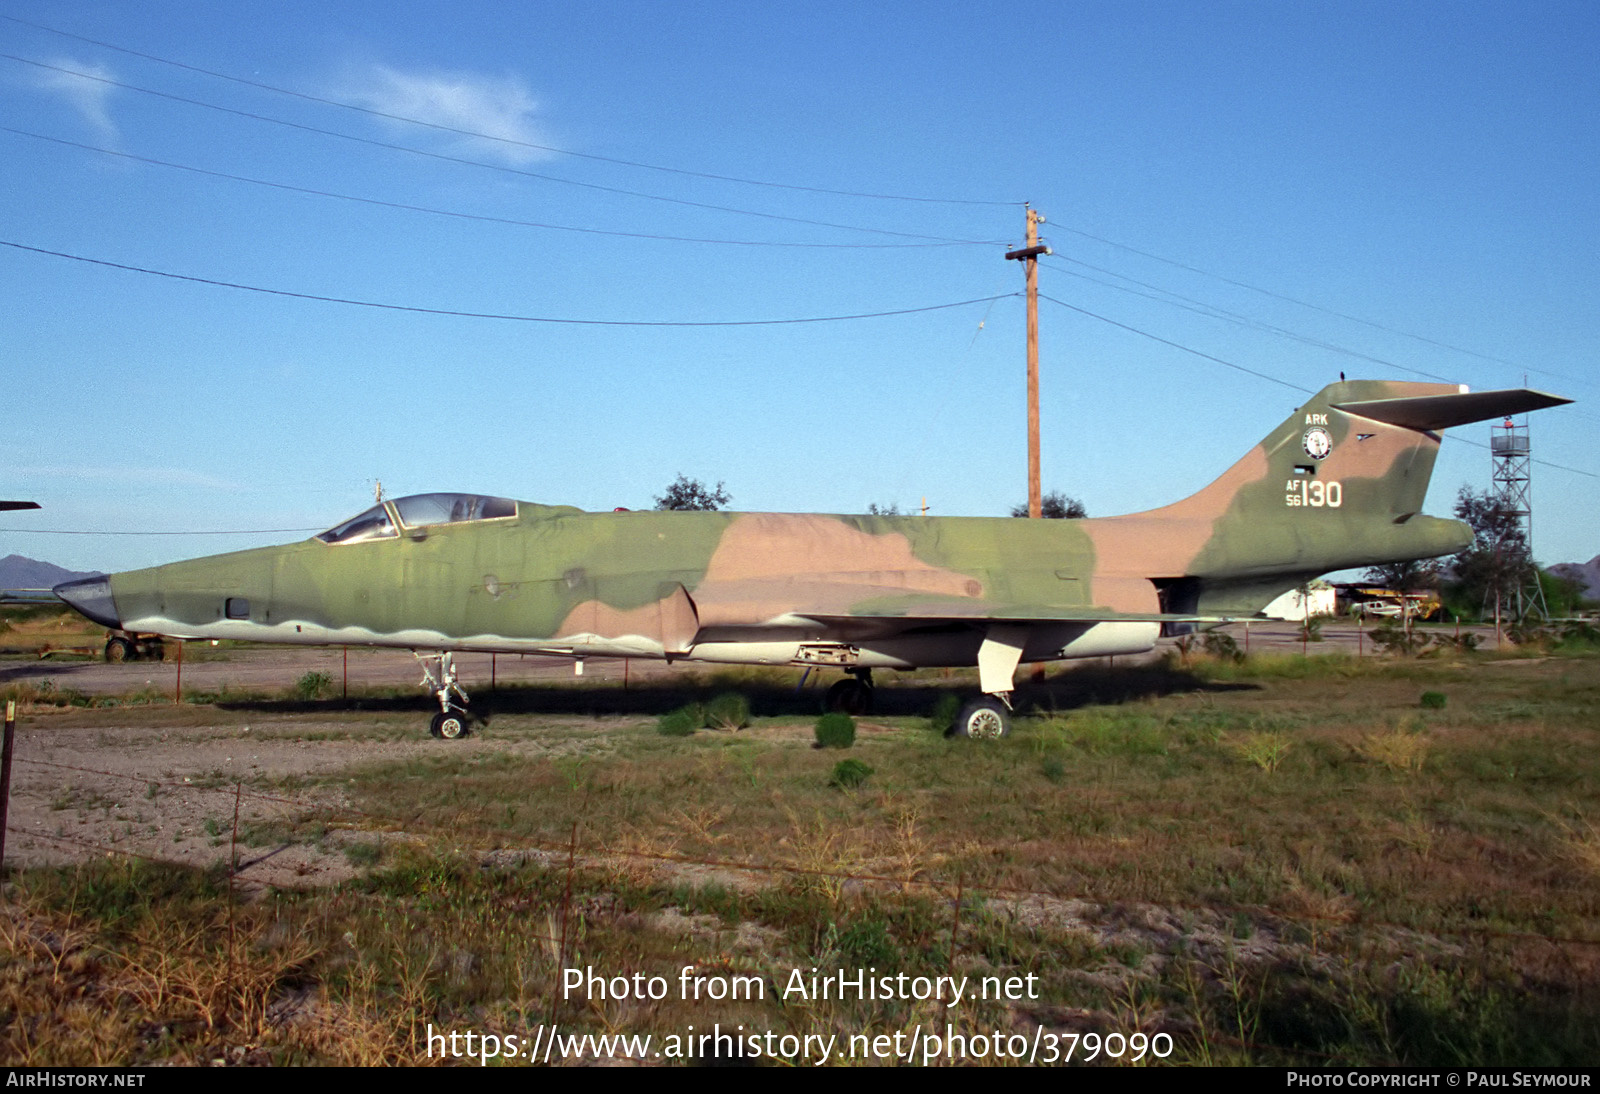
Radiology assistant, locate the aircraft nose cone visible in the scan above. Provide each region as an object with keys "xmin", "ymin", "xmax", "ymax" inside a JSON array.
[{"xmin": 54, "ymin": 576, "xmax": 120, "ymax": 629}]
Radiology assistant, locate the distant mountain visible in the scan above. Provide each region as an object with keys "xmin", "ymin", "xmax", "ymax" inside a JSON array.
[
  {"xmin": 1550, "ymin": 555, "xmax": 1600, "ymax": 602},
  {"xmin": 0, "ymin": 554, "xmax": 102, "ymax": 593}
]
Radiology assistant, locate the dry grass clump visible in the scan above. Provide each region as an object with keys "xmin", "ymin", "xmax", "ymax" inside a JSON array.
[
  {"xmin": 776, "ymin": 808, "xmax": 865, "ymax": 904},
  {"xmin": 0, "ymin": 868, "xmax": 417, "ymax": 1066},
  {"xmin": 1357, "ymin": 726, "xmax": 1431, "ymax": 775},
  {"xmin": 0, "ymin": 906, "xmax": 132, "ymax": 1065},
  {"xmin": 1557, "ymin": 815, "xmax": 1600, "ymax": 878},
  {"xmin": 1226, "ymin": 730, "xmax": 1292, "ymax": 772}
]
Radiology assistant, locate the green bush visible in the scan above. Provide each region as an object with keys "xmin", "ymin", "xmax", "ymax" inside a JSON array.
[
  {"xmin": 1202, "ymin": 631, "xmax": 1245, "ymax": 663},
  {"xmin": 927, "ymin": 692, "xmax": 960, "ymax": 734},
  {"xmin": 657, "ymin": 707, "xmax": 698, "ymax": 737},
  {"xmin": 705, "ymin": 691, "xmax": 751, "ymax": 731},
  {"xmin": 1420, "ymin": 691, "xmax": 1447, "ymax": 710},
  {"xmin": 1369, "ymin": 620, "xmax": 1430, "ymax": 656},
  {"xmin": 1558, "ymin": 620, "xmax": 1600, "ymax": 651},
  {"xmin": 1432, "ymin": 632, "xmax": 1481, "ymax": 652},
  {"xmin": 294, "ymin": 671, "xmax": 333, "ymax": 700},
  {"xmin": 1507, "ymin": 622, "xmax": 1553, "ymax": 650},
  {"xmin": 815, "ymin": 712, "xmax": 856, "ymax": 749},
  {"xmin": 829, "ymin": 758, "xmax": 873, "ymax": 789}
]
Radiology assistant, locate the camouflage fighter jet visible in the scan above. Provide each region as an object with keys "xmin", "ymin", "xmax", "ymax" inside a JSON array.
[{"xmin": 55, "ymin": 380, "xmax": 1569, "ymax": 739}]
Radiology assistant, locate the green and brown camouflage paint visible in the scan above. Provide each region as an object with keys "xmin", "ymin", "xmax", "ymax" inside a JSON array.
[{"xmin": 59, "ymin": 380, "xmax": 1569, "ymax": 690}]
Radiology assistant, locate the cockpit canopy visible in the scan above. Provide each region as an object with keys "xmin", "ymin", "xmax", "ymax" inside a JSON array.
[{"xmin": 316, "ymin": 493, "xmax": 517, "ymax": 545}]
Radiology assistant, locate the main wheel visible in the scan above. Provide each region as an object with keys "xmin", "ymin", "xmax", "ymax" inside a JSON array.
[
  {"xmin": 824, "ymin": 678, "xmax": 873, "ymax": 715},
  {"xmin": 952, "ymin": 696, "xmax": 1010, "ymax": 740},
  {"xmin": 104, "ymin": 637, "xmax": 135, "ymax": 663},
  {"xmin": 430, "ymin": 711, "xmax": 469, "ymax": 739}
]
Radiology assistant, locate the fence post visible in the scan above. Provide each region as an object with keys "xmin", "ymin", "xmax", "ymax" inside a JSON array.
[
  {"xmin": 0, "ymin": 700, "xmax": 15, "ymax": 875},
  {"xmin": 947, "ymin": 874, "xmax": 964, "ymax": 979}
]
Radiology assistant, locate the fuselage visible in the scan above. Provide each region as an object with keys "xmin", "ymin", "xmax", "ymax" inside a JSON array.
[
  {"xmin": 55, "ymin": 487, "xmax": 1469, "ymax": 672},
  {"xmin": 53, "ymin": 379, "xmax": 1572, "ymax": 706}
]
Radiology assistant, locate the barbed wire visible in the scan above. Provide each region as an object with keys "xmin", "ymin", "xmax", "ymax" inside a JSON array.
[{"xmin": 10, "ymin": 754, "xmax": 1598, "ymax": 951}]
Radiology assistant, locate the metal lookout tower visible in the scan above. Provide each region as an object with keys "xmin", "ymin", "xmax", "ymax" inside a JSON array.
[{"xmin": 1489, "ymin": 417, "xmax": 1547, "ymax": 621}]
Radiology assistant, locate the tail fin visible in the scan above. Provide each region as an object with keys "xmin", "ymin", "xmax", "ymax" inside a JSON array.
[{"xmin": 1090, "ymin": 380, "xmax": 1570, "ymax": 614}]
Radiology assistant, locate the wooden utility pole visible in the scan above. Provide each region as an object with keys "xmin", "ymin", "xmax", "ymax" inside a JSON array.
[{"xmin": 1006, "ymin": 207, "xmax": 1050, "ymax": 517}]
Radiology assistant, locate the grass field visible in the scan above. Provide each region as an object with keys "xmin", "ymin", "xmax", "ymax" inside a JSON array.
[{"xmin": 3, "ymin": 648, "xmax": 1598, "ymax": 1066}]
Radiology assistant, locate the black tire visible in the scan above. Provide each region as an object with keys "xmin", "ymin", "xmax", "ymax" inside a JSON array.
[
  {"xmin": 952, "ymin": 696, "xmax": 1010, "ymax": 740},
  {"xmin": 104, "ymin": 637, "xmax": 135, "ymax": 663},
  {"xmin": 824, "ymin": 678, "xmax": 873, "ymax": 716},
  {"xmin": 431, "ymin": 711, "xmax": 469, "ymax": 740}
]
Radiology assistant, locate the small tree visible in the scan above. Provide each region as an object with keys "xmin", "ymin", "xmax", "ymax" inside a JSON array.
[
  {"xmin": 1541, "ymin": 569, "xmax": 1589, "ymax": 617},
  {"xmin": 1009, "ymin": 491, "xmax": 1087, "ymax": 519},
  {"xmin": 866, "ymin": 502, "xmax": 902, "ymax": 516},
  {"xmin": 1448, "ymin": 487, "xmax": 1537, "ymax": 618},
  {"xmin": 1361, "ymin": 557, "xmax": 1442, "ymax": 592},
  {"xmin": 654, "ymin": 475, "xmax": 730, "ymax": 511}
]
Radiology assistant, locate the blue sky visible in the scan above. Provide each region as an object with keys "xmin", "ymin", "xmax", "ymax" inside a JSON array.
[{"xmin": 2, "ymin": 1, "xmax": 1596, "ymax": 575}]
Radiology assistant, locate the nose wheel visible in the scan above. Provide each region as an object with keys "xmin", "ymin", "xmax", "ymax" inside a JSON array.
[
  {"xmin": 415, "ymin": 651, "xmax": 472, "ymax": 739},
  {"xmin": 430, "ymin": 710, "xmax": 469, "ymax": 739}
]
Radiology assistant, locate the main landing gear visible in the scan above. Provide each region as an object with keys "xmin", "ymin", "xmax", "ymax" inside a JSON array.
[
  {"xmin": 104, "ymin": 631, "xmax": 164, "ymax": 663},
  {"xmin": 946, "ymin": 624, "xmax": 1023, "ymax": 738},
  {"xmin": 823, "ymin": 667, "xmax": 875, "ymax": 715},
  {"xmin": 415, "ymin": 651, "xmax": 471, "ymax": 739},
  {"xmin": 821, "ymin": 664, "xmax": 1015, "ymax": 738},
  {"xmin": 951, "ymin": 694, "xmax": 1011, "ymax": 739}
]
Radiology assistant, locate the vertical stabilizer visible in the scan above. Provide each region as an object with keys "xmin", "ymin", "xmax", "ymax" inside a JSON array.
[{"xmin": 1085, "ymin": 381, "xmax": 1570, "ymax": 612}]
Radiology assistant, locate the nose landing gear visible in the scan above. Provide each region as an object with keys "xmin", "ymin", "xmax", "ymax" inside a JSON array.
[{"xmin": 415, "ymin": 651, "xmax": 472, "ymax": 739}]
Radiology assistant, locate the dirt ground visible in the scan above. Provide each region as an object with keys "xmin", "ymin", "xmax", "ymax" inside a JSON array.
[
  {"xmin": 0, "ymin": 699, "xmax": 681, "ymax": 893},
  {"xmin": 0, "ymin": 621, "xmax": 1503, "ymax": 892}
]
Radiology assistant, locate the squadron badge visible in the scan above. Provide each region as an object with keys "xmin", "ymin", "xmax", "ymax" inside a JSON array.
[{"xmin": 1302, "ymin": 427, "xmax": 1333, "ymax": 460}]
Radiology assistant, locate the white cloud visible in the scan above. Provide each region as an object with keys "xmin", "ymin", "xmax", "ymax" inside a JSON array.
[
  {"xmin": 337, "ymin": 63, "xmax": 548, "ymax": 165},
  {"xmin": 15, "ymin": 465, "xmax": 241, "ymax": 491},
  {"xmin": 29, "ymin": 57, "xmax": 120, "ymax": 144}
]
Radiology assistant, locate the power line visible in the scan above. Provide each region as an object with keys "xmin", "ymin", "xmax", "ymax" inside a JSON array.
[
  {"xmin": 0, "ymin": 54, "xmax": 1003, "ymax": 246},
  {"xmin": 0, "ymin": 13, "xmax": 1022, "ymax": 209},
  {"xmin": 2, "ymin": 126, "xmax": 969, "ymax": 250},
  {"xmin": 1038, "ymin": 292, "xmax": 1312, "ymax": 394},
  {"xmin": 1044, "ymin": 255, "xmax": 1458, "ymax": 382},
  {"xmin": 1446, "ymin": 434, "xmax": 1599, "ymax": 481},
  {"xmin": 1051, "ymin": 224, "xmax": 1584, "ymax": 387},
  {"xmin": 2, "ymin": 239, "xmax": 1016, "ymax": 326},
  {"xmin": 1045, "ymin": 254, "xmax": 1600, "ymax": 430},
  {"xmin": 1041, "ymin": 292, "xmax": 1597, "ymax": 480}
]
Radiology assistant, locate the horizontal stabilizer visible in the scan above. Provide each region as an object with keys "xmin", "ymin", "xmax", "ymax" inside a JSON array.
[{"xmin": 1331, "ymin": 388, "xmax": 1571, "ymax": 431}]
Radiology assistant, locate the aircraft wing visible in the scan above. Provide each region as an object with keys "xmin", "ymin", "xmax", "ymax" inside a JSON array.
[
  {"xmin": 791, "ymin": 594, "xmax": 1242, "ymax": 626},
  {"xmin": 1, "ymin": 587, "xmax": 59, "ymax": 605}
]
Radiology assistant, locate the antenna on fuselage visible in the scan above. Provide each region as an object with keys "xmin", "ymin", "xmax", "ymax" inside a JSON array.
[{"xmin": 374, "ymin": 479, "xmax": 385, "ymax": 504}]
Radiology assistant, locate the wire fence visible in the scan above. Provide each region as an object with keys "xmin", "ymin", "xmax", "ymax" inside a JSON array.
[
  {"xmin": 7, "ymin": 749, "xmax": 1598, "ymax": 1066},
  {"xmin": 9, "ymin": 753, "xmax": 1598, "ymax": 953}
]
